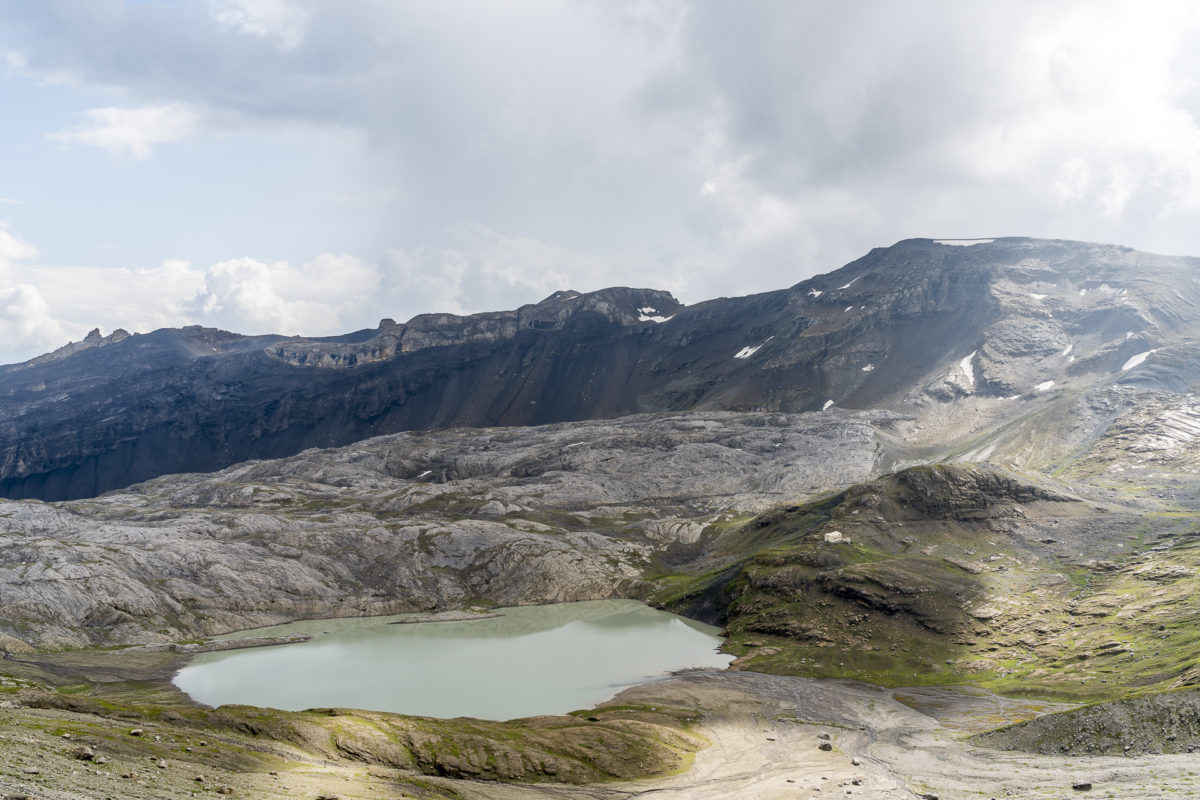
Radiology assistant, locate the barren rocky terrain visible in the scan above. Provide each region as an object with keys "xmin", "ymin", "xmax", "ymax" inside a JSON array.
[
  {"xmin": 7, "ymin": 237, "xmax": 1200, "ymax": 798},
  {"xmin": 0, "ymin": 410, "xmax": 896, "ymax": 648}
]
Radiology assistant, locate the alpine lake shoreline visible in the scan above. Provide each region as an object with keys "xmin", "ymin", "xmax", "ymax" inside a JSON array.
[
  {"xmin": 0, "ymin": 600, "xmax": 737, "ymax": 797},
  {"xmin": 6, "ymin": 599, "xmax": 1200, "ymax": 798}
]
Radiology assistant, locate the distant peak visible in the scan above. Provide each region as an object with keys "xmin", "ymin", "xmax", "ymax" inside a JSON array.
[
  {"xmin": 931, "ymin": 238, "xmax": 996, "ymax": 247},
  {"xmin": 12, "ymin": 327, "xmax": 133, "ymax": 371}
]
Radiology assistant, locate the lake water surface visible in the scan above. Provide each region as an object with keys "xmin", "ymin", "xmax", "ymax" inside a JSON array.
[{"xmin": 173, "ymin": 600, "xmax": 732, "ymax": 719}]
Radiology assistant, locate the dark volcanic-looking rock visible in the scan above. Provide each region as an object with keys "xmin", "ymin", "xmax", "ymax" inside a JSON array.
[{"xmin": 4, "ymin": 236, "xmax": 1200, "ymax": 500}]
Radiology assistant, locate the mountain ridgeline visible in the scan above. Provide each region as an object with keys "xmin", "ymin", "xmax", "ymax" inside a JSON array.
[{"xmin": 3, "ymin": 236, "xmax": 1198, "ymax": 501}]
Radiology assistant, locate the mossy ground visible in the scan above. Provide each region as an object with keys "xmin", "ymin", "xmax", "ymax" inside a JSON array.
[
  {"xmin": 0, "ymin": 622, "xmax": 712, "ymax": 799},
  {"xmin": 651, "ymin": 463, "xmax": 1200, "ymax": 703}
]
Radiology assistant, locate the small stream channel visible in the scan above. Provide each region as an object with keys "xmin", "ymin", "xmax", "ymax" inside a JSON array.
[{"xmin": 173, "ymin": 599, "xmax": 732, "ymax": 720}]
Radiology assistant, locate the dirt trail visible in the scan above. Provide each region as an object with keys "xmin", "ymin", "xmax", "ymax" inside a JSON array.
[{"xmin": 427, "ymin": 671, "xmax": 1200, "ymax": 800}]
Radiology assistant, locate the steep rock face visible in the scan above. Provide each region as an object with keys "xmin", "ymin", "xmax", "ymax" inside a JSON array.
[
  {"xmin": 0, "ymin": 288, "xmax": 681, "ymax": 500},
  {"xmin": 264, "ymin": 288, "xmax": 684, "ymax": 368},
  {"xmin": 5, "ymin": 237, "xmax": 1200, "ymax": 501}
]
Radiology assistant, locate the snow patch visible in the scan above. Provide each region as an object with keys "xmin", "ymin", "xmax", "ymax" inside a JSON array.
[
  {"xmin": 822, "ymin": 399, "xmax": 835, "ymax": 411},
  {"xmin": 807, "ymin": 288, "xmax": 823, "ymax": 298},
  {"xmin": 844, "ymin": 306, "xmax": 853, "ymax": 312},
  {"xmin": 1098, "ymin": 284, "xmax": 1119, "ymax": 295},
  {"xmin": 959, "ymin": 351, "xmax": 977, "ymax": 388},
  {"xmin": 1035, "ymin": 380, "xmax": 1055, "ymax": 392},
  {"xmin": 1079, "ymin": 288, "xmax": 1087, "ymax": 296},
  {"xmin": 861, "ymin": 363, "xmax": 875, "ymax": 372},
  {"xmin": 733, "ymin": 337, "xmax": 773, "ymax": 360},
  {"xmin": 639, "ymin": 314, "xmax": 674, "ymax": 323},
  {"xmin": 415, "ymin": 470, "xmax": 432, "ymax": 479},
  {"xmin": 638, "ymin": 307, "xmax": 657, "ymax": 315},
  {"xmin": 1029, "ymin": 293, "xmax": 1047, "ymax": 300},
  {"xmin": 1061, "ymin": 343, "xmax": 1073, "ymax": 357},
  {"xmin": 1124, "ymin": 330, "xmax": 1135, "ymax": 340},
  {"xmin": 934, "ymin": 238, "xmax": 994, "ymax": 246},
  {"xmin": 837, "ymin": 276, "xmax": 861, "ymax": 290},
  {"xmin": 1121, "ymin": 349, "xmax": 1157, "ymax": 371}
]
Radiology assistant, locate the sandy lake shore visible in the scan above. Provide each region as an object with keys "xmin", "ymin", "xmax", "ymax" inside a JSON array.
[{"xmin": 432, "ymin": 671, "xmax": 1200, "ymax": 800}]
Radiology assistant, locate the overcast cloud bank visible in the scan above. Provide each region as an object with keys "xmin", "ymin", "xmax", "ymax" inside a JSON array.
[{"xmin": 3, "ymin": 0, "xmax": 1200, "ymax": 363}]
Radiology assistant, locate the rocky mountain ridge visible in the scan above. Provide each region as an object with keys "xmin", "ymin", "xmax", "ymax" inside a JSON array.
[{"xmin": 4, "ymin": 236, "xmax": 1198, "ymax": 501}]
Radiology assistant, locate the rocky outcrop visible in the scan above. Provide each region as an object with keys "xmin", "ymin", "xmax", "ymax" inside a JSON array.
[
  {"xmin": 264, "ymin": 287, "xmax": 684, "ymax": 368},
  {"xmin": 975, "ymin": 688, "xmax": 1200, "ymax": 756},
  {"xmin": 891, "ymin": 464, "xmax": 1072, "ymax": 518}
]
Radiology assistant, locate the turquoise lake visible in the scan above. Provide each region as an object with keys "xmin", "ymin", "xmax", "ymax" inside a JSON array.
[{"xmin": 172, "ymin": 600, "xmax": 732, "ymax": 720}]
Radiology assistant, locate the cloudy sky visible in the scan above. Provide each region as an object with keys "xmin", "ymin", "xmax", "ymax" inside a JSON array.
[{"xmin": 3, "ymin": 1, "xmax": 1200, "ymax": 364}]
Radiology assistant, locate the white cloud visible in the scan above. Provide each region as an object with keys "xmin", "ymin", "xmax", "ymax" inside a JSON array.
[
  {"xmin": 0, "ymin": 256, "xmax": 206, "ymax": 361},
  {"xmin": 0, "ymin": 223, "xmax": 387, "ymax": 364},
  {"xmin": 0, "ymin": 228, "xmax": 65, "ymax": 360},
  {"xmin": 379, "ymin": 224, "xmax": 675, "ymax": 322},
  {"xmin": 0, "ymin": 227, "xmax": 37, "ymax": 266},
  {"xmin": 379, "ymin": 247, "xmax": 469, "ymax": 318},
  {"xmin": 48, "ymin": 104, "xmax": 200, "ymax": 158},
  {"xmin": 194, "ymin": 253, "xmax": 381, "ymax": 335},
  {"xmin": 3, "ymin": 49, "xmax": 26, "ymax": 72},
  {"xmin": 209, "ymin": 0, "xmax": 311, "ymax": 50},
  {"xmin": 13, "ymin": 0, "xmax": 1200, "ymax": 342},
  {"xmin": 0, "ymin": 283, "xmax": 67, "ymax": 350}
]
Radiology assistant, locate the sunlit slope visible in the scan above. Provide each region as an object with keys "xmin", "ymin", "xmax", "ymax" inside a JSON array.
[{"xmin": 655, "ymin": 463, "xmax": 1200, "ymax": 700}]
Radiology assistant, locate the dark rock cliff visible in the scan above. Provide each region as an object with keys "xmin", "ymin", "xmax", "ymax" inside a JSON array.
[{"xmin": 3, "ymin": 236, "xmax": 1199, "ymax": 500}]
